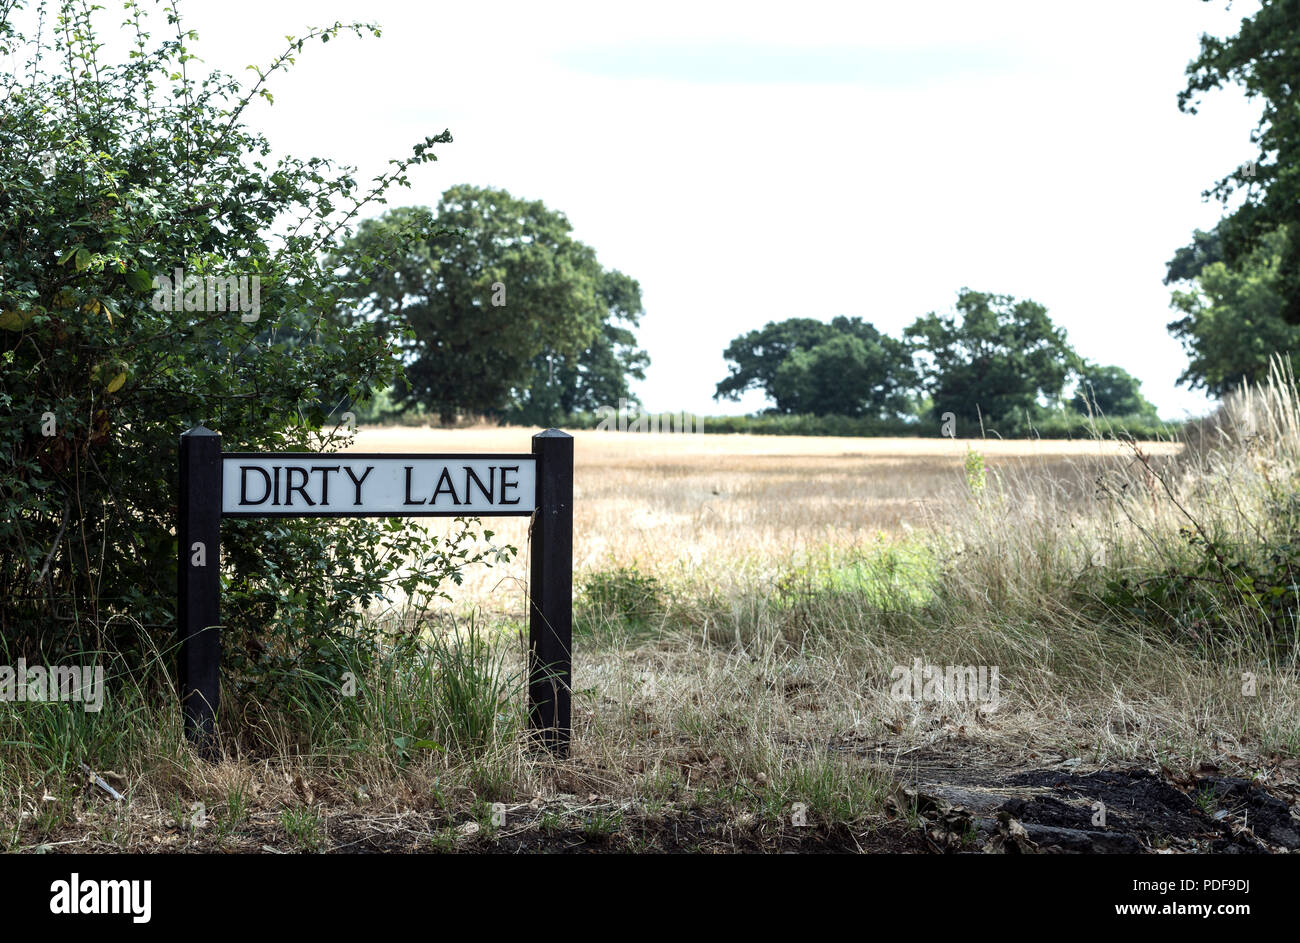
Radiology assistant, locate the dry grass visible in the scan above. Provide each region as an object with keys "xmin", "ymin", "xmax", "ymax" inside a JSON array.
[
  {"xmin": 7, "ymin": 397, "xmax": 1300, "ymax": 852},
  {"xmin": 329, "ymin": 417, "xmax": 1295, "ymax": 798},
  {"xmin": 348, "ymin": 426, "xmax": 1182, "ymax": 609}
]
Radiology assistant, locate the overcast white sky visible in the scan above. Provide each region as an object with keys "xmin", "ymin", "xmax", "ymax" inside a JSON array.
[{"xmin": 101, "ymin": 1, "xmax": 1272, "ymax": 417}]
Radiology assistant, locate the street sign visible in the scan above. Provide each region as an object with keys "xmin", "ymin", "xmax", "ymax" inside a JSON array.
[
  {"xmin": 221, "ymin": 455, "xmax": 536, "ymax": 516},
  {"xmin": 177, "ymin": 428, "xmax": 572, "ymax": 758}
]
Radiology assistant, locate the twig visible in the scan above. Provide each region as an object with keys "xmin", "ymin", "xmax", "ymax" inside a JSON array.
[{"xmin": 35, "ymin": 498, "xmax": 70, "ymax": 584}]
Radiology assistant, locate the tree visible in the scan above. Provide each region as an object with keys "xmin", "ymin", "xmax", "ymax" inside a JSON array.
[
  {"xmin": 1071, "ymin": 363, "xmax": 1159, "ymax": 418},
  {"xmin": 334, "ymin": 188, "xmax": 646, "ymax": 424},
  {"xmin": 715, "ymin": 316, "xmax": 915, "ymax": 417},
  {"xmin": 1177, "ymin": 0, "xmax": 1300, "ymax": 322},
  {"xmin": 715, "ymin": 318, "xmax": 837, "ymax": 405},
  {"xmin": 1167, "ymin": 227, "xmax": 1299, "ymax": 395},
  {"xmin": 904, "ymin": 289, "xmax": 1077, "ymax": 428},
  {"xmin": 506, "ymin": 269, "xmax": 649, "ymax": 426},
  {"xmin": 1164, "ymin": 226, "xmax": 1224, "ymax": 285}
]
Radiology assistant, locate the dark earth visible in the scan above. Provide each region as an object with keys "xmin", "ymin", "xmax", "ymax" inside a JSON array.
[{"xmin": 899, "ymin": 762, "xmax": 1300, "ymax": 854}]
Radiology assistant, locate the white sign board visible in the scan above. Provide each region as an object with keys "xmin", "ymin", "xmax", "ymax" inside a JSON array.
[{"xmin": 221, "ymin": 453, "xmax": 536, "ymax": 516}]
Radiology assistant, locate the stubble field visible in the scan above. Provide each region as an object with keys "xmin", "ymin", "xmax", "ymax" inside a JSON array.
[{"xmin": 349, "ymin": 426, "xmax": 1183, "ymax": 612}]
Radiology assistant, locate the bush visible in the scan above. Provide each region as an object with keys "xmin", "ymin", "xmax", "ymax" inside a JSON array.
[
  {"xmin": 1102, "ymin": 496, "xmax": 1300, "ymax": 656},
  {"xmin": 579, "ymin": 565, "xmax": 665, "ymax": 627},
  {"xmin": 0, "ymin": 3, "xmax": 503, "ymax": 694}
]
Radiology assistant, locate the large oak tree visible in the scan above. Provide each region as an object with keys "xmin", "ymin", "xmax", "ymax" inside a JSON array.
[
  {"xmin": 334, "ymin": 188, "xmax": 647, "ymax": 424},
  {"xmin": 905, "ymin": 289, "xmax": 1078, "ymax": 429},
  {"xmin": 715, "ymin": 316, "xmax": 916, "ymax": 418}
]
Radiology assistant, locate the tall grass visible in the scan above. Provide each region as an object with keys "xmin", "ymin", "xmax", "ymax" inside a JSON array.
[
  {"xmin": 573, "ymin": 365, "xmax": 1300, "ymax": 808},
  {"xmin": 0, "ymin": 614, "xmax": 527, "ymax": 848}
]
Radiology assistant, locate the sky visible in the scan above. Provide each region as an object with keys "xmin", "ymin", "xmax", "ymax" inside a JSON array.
[{"xmin": 50, "ymin": 0, "xmax": 1272, "ymax": 418}]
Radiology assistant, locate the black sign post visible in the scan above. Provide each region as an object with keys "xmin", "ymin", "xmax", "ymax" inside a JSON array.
[
  {"xmin": 176, "ymin": 425, "xmax": 573, "ymax": 759},
  {"xmin": 528, "ymin": 429, "xmax": 574, "ymax": 756},
  {"xmin": 177, "ymin": 426, "xmax": 222, "ymax": 756}
]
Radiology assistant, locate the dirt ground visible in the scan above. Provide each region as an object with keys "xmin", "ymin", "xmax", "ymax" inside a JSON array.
[{"xmin": 890, "ymin": 753, "xmax": 1300, "ymax": 854}]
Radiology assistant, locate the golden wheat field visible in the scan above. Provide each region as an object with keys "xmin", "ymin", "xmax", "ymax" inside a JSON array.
[{"xmin": 346, "ymin": 425, "xmax": 1183, "ymax": 612}]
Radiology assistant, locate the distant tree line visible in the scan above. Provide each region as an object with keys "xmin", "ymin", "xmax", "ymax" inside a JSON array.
[
  {"xmin": 339, "ymin": 189, "xmax": 1160, "ymax": 435},
  {"xmin": 714, "ymin": 290, "xmax": 1159, "ymax": 434}
]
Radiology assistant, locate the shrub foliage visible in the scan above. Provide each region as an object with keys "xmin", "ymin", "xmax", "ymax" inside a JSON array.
[{"xmin": 0, "ymin": 2, "xmax": 507, "ymax": 697}]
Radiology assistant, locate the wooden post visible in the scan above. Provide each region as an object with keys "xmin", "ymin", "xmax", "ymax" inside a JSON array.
[
  {"xmin": 528, "ymin": 429, "xmax": 573, "ymax": 755},
  {"xmin": 178, "ymin": 426, "xmax": 221, "ymax": 758}
]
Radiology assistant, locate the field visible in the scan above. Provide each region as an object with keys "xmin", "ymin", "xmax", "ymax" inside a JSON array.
[
  {"xmin": 351, "ymin": 427, "xmax": 1183, "ymax": 613},
  {"xmin": 5, "ymin": 396, "xmax": 1300, "ymax": 854}
]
